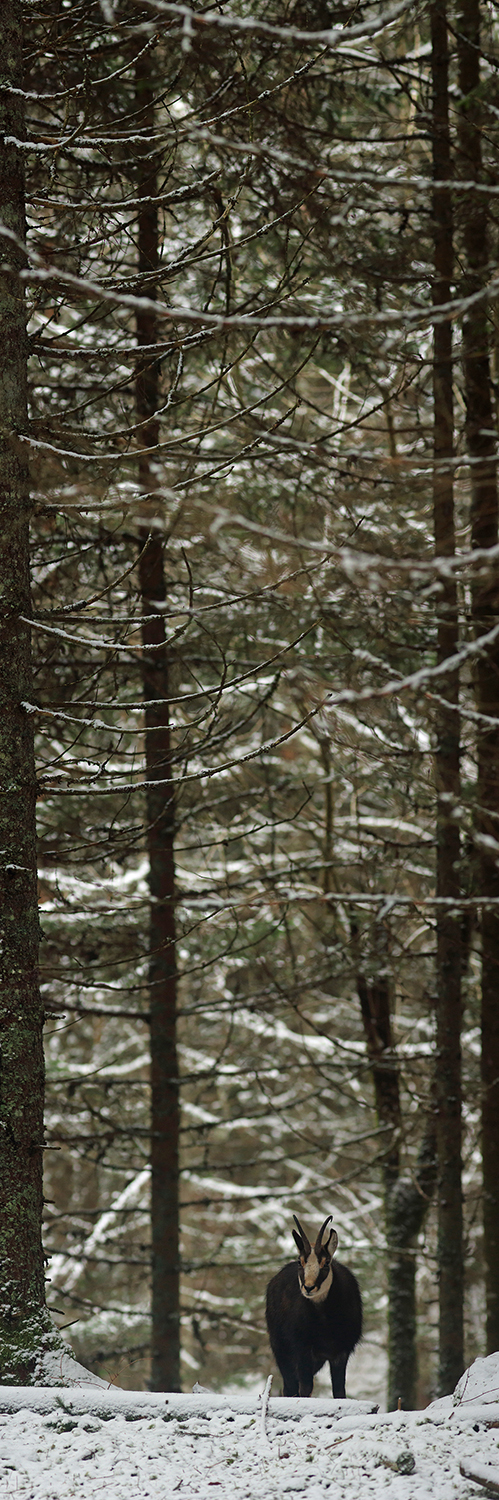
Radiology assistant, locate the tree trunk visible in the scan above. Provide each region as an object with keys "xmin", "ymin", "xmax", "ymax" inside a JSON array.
[
  {"xmin": 0, "ymin": 0, "xmax": 47, "ymax": 1380},
  {"xmin": 385, "ymin": 1126, "xmax": 437, "ymax": 1411},
  {"xmin": 357, "ymin": 966, "xmax": 436, "ymax": 1409},
  {"xmin": 456, "ymin": 0, "xmax": 499, "ymax": 1356},
  {"xmin": 430, "ymin": 0, "xmax": 464, "ymax": 1394},
  {"xmin": 136, "ymin": 45, "xmax": 180, "ymax": 1392}
]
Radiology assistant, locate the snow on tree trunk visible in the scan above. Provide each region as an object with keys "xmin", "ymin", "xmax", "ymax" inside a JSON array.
[{"xmin": 0, "ymin": 0, "xmax": 50, "ymax": 1383}]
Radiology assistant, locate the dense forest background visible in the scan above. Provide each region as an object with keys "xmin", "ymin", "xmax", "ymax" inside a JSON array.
[{"xmin": 1, "ymin": 0, "xmax": 499, "ymax": 1409}]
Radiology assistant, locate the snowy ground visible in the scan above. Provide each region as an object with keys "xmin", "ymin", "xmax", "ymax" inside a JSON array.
[{"xmin": 1, "ymin": 1355, "xmax": 499, "ymax": 1500}]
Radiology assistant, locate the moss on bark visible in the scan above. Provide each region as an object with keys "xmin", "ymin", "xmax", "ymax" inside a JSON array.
[
  {"xmin": 0, "ymin": 1280, "xmax": 74, "ymax": 1385},
  {"xmin": 0, "ymin": 1, "xmax": 67, "ymax": 1383}
]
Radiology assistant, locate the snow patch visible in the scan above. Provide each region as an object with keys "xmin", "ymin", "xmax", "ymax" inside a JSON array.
[
  {"xmin": 453, "ymin": 1351, "xmax": 499, "ymax": 1407},
  {"xmin": 0, "ymin": 1359, "xmax": 497, "ymax": 1499},
  {"xmin": 37, "ymin": 1348, "xmax": 108, "ymax": 1388}
]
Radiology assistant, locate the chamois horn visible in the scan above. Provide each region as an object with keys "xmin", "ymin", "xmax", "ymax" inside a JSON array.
[
  {"xmin": 315, "ymin": 1215, "xmax": 334, "ymax": 1251},
  {"xmin": 292, "ymin": 1214, "xmax": 311, "ymax": 1256}
]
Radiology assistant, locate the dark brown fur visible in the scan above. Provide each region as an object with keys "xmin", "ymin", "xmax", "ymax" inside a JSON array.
[{"xmin": 266, "ymin": 1244, "xmax": 362, "ymax": 1398}]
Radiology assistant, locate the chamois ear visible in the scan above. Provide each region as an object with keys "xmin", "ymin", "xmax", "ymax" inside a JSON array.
[
  {"xmin": 315, "ymin": 1216, "xmax": 338, "ymax": 1256},
  {"xmin": 292, "ymin": 1214, "xmax": 311, "ymax": 1256}
]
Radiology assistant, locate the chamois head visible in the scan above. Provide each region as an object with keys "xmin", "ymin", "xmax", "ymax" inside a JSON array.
[{"xmin": 292, "ymin": 1214, "xmax": 339, "ymax": 1304}]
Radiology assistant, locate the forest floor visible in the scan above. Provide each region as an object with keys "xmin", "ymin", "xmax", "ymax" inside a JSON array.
[{"xmin": 0, "ymin": 1354, "xmax": 498, "ymax": 1500}]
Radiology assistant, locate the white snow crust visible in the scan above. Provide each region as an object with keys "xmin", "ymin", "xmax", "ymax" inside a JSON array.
[
  {"xmin": 36, "ymin": 1348, "xmax": 108, "ymax": 1388},
  {"xmin": 453, "ymin": 1352, "xmax": 499, "ymax": 1408},
  {"xmin": 0, "ymin": 1355, "xmax": 499, "ymax": 1499}
]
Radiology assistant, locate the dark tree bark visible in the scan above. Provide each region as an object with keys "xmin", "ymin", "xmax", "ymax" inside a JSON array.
[
  {"xmin": 135, "ymin": 44, "xmax": 180, "ymax": 1392},
  {"xmin": 357, "ymin": 968, "xmax": 436, "ymax": 1409},
  {"xmin": 456, "ymin": 0, "xmax": 499, "ymax": 1355},
  {"xmin": 0, "ymin": 0, "xmax": 47, "ymax": 1380},
  {"xmin": 430, "ymin": 0, "xmax": 464, "ymax": 1395}
]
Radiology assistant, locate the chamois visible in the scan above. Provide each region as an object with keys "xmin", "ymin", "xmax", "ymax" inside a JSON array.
[{"xmin": 265, "ymin": 1214, "xmax": 362, "ymax": 1398}]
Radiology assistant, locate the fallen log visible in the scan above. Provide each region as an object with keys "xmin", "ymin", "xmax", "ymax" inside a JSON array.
[
  {"xmin": 460, "ymin": 1459, "xmax": 499, "ymax": 1494},
  {"xmin": 0, "ymin": 1387, "xmax": 378, "ymax": 1424}
]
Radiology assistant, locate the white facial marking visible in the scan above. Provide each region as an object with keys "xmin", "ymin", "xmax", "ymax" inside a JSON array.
[
  {"xmin": 300, "ymin": 1264, "xmax": 333, "ymax": 1303},
  {"xmin": 303, "ymin": 1250, "xmax": 320, "ymax": 1288}
]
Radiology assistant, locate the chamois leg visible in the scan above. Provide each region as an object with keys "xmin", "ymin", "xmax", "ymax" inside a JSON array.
[
  {"xmin": 297, "ymin": 1363, "xmax": 314, "ymax": 1398},
  {"xmin": 330, "ymin": 1355, "xmax": 347, "ymax": 1399},
  {"xmin": 277, "ymin": 1354, "xmax": 299, "ymax": 1396}
]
